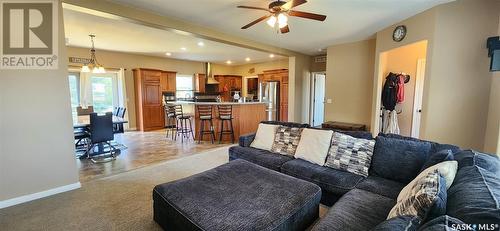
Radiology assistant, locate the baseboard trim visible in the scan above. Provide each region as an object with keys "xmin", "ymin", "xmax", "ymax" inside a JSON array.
[{"xmin": 0, "ymin": 182, "xmax": 81, "ymax": 209}]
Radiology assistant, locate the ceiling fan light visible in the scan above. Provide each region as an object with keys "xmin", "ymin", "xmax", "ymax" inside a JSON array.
[
  {"xmin": 81, "ymin": 65, "xmax": 90, "ymax": 73},
  {"xmin": 278, "ymin": 13, "xmax": 288, "ymax": 28},
  {"xmin": 267, "ymin": 15, "xmax": 277, "ymax": 27}
]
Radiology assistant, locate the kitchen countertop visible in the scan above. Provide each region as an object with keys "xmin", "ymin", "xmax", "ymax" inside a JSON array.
[{"xmin": 172, "ymin": 101, "xmax": 267, "ymax": 105}]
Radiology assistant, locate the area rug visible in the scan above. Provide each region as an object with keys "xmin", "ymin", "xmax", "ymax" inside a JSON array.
[{"xmin": 0, "ymin": 146, "xmax": 327, "ymax": 231}]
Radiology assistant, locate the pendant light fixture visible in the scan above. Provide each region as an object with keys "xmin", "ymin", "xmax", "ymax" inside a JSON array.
[{"xmin": 81, "ymin": 34, "xmax": 105, "ymax": 74}]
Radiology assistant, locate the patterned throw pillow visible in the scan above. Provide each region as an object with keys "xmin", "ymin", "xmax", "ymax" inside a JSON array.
[
  {"xmin": 271, "ymin": 126, "xmax": 303, "ymax": 156},
  {"xmin": 324, "ymin": 132, "xmax": 375, "ymax": 177},
  {"xmin": 388, "ymin": 170, "xmax": 445, "ymax": 220}
]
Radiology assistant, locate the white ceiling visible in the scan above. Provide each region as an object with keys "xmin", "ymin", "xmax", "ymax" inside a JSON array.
[
  {"xmin": 63, "ymin": 8, "xmax": 285, "ymax": 65},
  {"xmin": 107, "ymin": 0, "xmax": 454, "ymax": 55}
]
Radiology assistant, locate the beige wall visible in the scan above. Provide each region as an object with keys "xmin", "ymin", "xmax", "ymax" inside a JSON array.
[
  {"xmin": 67, "ymin": 47, "xmax": 206, "ymax": 130},
  {"xmin": 0, "ymin": 2, "xmax": 80, "ymax": 202},
  {"xmin": 373, "ymin": 0, "xmax": 500, "ymax": 150},
  {"xmin": 380, "ymin": 41, "xmax": 427, "ymax": 136},
  {"xmin": 325, "ymin": 39, "xmax": 376, "ymax": 127},
  {"xmin": 484, "ymin": 15, "xmax": 500, "ymax": 155}
]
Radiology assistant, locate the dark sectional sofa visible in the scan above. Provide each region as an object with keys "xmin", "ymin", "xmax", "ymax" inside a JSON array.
[{"xmin": 228, "ymin": 121, "xmax": 500, "ymax": 230}]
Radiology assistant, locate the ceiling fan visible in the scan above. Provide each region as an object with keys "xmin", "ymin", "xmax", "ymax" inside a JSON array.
[{"xmin": 238, "ymin": 0, "xmax": 327, "ymax": 34}]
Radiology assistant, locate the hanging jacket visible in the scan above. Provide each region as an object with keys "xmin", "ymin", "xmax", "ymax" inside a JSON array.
[
  {"xmin": 396, "ymin": 74, "xmax": 405, "ymax": 103},
  {"xmin": 381, "ymin": 73, "xmax": 399, "ymax": 111}
]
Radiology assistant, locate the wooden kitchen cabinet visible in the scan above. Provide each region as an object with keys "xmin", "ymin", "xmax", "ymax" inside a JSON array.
[
  {"xmin": 195, "ymin": 73, "xmax": 206, "ymax": 93},
  {"xmin": 259, "ymin": 69, "xmax": 289, "ymax": 122},
  {"xmin": 134, "ymin": 68, "xmax": 166, "ymax": 131},
  {"xmin": 160, "ymin": 71, "xmax": 177, "ymax": 93}
]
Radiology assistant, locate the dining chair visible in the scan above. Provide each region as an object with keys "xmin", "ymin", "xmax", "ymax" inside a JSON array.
[
  {"xmin": 86, "ymin": 112, "xmax": 117, "ymax": 163},
  {"xmin": 76, "ymin": 106, "xmax": 94, "ymax": 116},
  {"xmin": 113, "ymin": 107, "xmax": 127, "ymax": 134}
]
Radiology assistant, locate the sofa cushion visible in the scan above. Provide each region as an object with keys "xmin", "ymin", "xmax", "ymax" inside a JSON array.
[
  {"xmin": 370, "ymin": 136, "xmax": 432, "ymax": 183},
  {"xmin": 377, "ymin": 133, "xmax": 460, "ymax": 154},
  {"xmin": 325, "ymin": 132, "xmax": 375, "ymax": 177},
  {"xmin": 388, "ymin": 171, "xmax": 447, "ymax": 222},
  {"xmin": 420, "ymin": 149, "xmax": 454, "ymax": 172},
  {"xmin": 370, "ymin": 215, "xmax": 420, "ymax": 231},
  {"xmin": 228, "ymin": 146, "xmax": 293, "ymax": 171},
  {"xmin": 271, "ymin": 126, "xmax": 303, "ymax": 157},
  {"xmin": 250, "ymin": 123, "xmax": 278, "ymax": 151},
  {"xmin": 453, "ymin": 149, "xmax": 500, "ymax": 172},
  {"xmin": 447, "ymin": 165, "xmax": 500, "ymax": 225},
  {"xmin": 312, "ymin": 189, "xmax": 395, "ymax": 231},
  {"xmin": 418, "ymin": 215, "xmax": 466, "ymax": 231},
  {"xmin": 281, "ymin": 159, "xmax": 364, "ymax": 197},
  {"xmin": 294, "ymin": 128, "xmax": 333, "ymax": 166},
  {"xmin": 356, "ymin": 176, "xmax": 405, "ymax": 199}
]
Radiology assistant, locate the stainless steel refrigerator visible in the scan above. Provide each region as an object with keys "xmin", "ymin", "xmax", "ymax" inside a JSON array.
[{"xmin": 259, "ymin": 82, "xmax": 280, "ymax": 121}]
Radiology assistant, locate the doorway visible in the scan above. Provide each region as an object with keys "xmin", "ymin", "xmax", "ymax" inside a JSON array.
[
  {"xmin": 311, "ymin": 72, "xmax": 326, "ymax": 127},
  {"xmin": 375, "ymin": 40, "xmax": 428, "ymax": 138}
]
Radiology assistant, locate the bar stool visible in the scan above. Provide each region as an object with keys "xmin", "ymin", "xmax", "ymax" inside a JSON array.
[
  {"xmin": 217, "ymin": 105, "xmax": 235, "ymax": 144},
  {"xmin": 174, "ymin": 105, "xmax": 194, "ymax": 143},
  {"xmin": 197, "ymin": 105, "xmax": 216, "ymax": 144},
  {"xmin": 165, "ymin": 104, "xmax": 177, "ymax": 139}
]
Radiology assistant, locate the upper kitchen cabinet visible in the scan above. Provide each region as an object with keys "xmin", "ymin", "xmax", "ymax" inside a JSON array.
[
  {"xmin": 214, "ymin": 75, "xmax": 243, "ymax": 101},
  {"xmin": 194, "ymin": 73, "xmax": 206, "ymax": 93},
  {"xmin": 160, "ymin": 71, "xmax": 177, "ymax": 93}
]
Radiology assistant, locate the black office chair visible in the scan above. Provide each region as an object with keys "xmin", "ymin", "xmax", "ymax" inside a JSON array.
[
  {"xmin": 86, "ymin": 112, "xmax": 117, "ymax": 163},
  {"xmin": 113, "ymin": 107, "xmax": 127, "ymax": 134}
]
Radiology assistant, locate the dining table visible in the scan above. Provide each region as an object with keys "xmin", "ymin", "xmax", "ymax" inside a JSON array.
[{"xmin": 73, "ymin": 115, "xmax": 128, "ymax": 129}]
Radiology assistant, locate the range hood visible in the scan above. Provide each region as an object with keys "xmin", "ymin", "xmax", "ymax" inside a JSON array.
[{"xmin": 205, "ymin": 62, "xmax": 219, "ymax": 85}]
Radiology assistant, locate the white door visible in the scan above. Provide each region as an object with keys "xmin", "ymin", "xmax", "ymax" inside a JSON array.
[
  {"xmin": 312, "ymin": 73, "xmax": 326, "ymax": 127},
  {"xmin": 411, "ymin": 59, "xmax": 426, "ymax": 138}
]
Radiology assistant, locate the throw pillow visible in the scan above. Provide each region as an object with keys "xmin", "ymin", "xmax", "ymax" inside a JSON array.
[
  {"xmin": 294, "ymin": 128, "xmax": 333, "ymax": 166},
  {"xmin": 324, "ymin": 132, "xmax": 375, "ymax": 177},
  {"xmin": 388, "ymin": 170, "xmax": 447, "ymax": 221},
  {"xmin": 420, "ymin": 149, "xmax": 454, "ymax": 172},
  {"xmin": 370, "ymin": 136, "xmax": 432, "ymax": 183},
  {"xmin": 250, "ymin": 123, "xmax": 278, "ymax": 151},
  {"xmin": 398, "ymin": 161, "xmax": 458, "ymax": 203},
  {"xmin": 271, "ymin": 126, "xmax": 303, "ymax": 156}
]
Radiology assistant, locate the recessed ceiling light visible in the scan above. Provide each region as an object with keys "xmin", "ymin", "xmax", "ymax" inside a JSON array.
[
  {"xmin": 180, "ymin": 47, "xmax": 187, "ymax": 51},
  {"xmin": 269, "ymin": 54, "xmax": 275, "ymax": 58},
  {"xmin": 166, "ymin": 52, "xmax": 172, "ymax": 56},
  {"xmin": 318, "ymin": 48, "xmax": 323, "ymax": 52},
  {"xmin": 197, "ymin": 41, "xmax": 205, "ymax": 47},
  {"xmin": 226, "ymin": 60, "xmax": 232, "ymax": 64},
  {"xmin": 245, "ymin": 57, "xmax": 251, "ymax": 62}
]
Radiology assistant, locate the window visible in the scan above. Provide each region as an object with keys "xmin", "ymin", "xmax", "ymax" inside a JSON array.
[
  {"xmin": 91, "ymin": 74, "xmax": 117, "ymax": 114},
  {"xmin": 176, "ymin": 74, "xmax": 194, "ymax": 99},
  {"xmin": 68, "ymin": 73, "xmax": 80, "ymax": 115}
]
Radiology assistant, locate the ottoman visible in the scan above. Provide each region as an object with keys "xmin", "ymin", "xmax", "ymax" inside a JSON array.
[{"xmin": 153, "ymin": 159, "xmax": 322, "ymax": 231}]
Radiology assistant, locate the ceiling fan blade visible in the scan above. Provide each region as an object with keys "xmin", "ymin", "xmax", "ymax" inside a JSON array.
[
  {"xmin": 241, "ymin": 15, "xmax": 271, "ymax": 29},
  {"xmin": 281, "ymin": 0, "xmax": 307, "ymax": 11},
  {"xmin": 288, "ymin": 10, "xmax": 327, "ymax": 21},
  {"xmin": 237, "ymin": 6, "xmax": 270, "ymax": 12},
  {"xmin": 280, "ymin": 25, "xmax": 290, "ymax": 34}
]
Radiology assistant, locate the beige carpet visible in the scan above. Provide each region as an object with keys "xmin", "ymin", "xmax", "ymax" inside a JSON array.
[{"xmin": 0, "ymin": 147, "xmax": 327, "ymax": 231}]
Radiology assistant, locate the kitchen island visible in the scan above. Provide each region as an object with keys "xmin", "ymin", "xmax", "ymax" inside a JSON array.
[{"xmin": 173, "ymin": 101, "xmax": 267, "ymax": 142}]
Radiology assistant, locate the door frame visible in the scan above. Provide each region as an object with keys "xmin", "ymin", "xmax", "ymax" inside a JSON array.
[
  {"xmin": 411, "ymin": 58, "xmax": 426, "ymax": 138},
  {"xmin": 310, "ymin": 72, "xmax": 326, "ymax": 126}
]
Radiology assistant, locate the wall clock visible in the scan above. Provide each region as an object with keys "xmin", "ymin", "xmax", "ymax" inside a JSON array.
[{"xmin": 393, "ymin": 25, "xmax": 407, "ymax": 42}]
